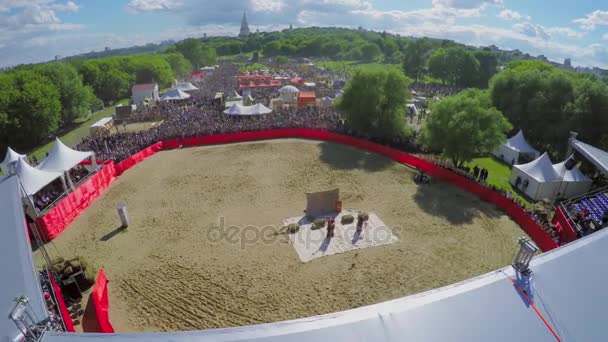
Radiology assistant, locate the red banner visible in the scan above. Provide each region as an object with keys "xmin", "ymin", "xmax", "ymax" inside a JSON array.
[
  {"xmin": 92, "ymin": 269, "xmax": 114, "ymax": 333},
  {"xmin": 552, "ymin": 206, "xmax": 578, "ymax": 244},
  {"xmin": 114, "ymin": 142, "xmax": 163, "ymax": 176},
  {"xmin": 36, "ymin": 163, "xmax": 116, "ymax": 241},
  {"xmin": 49, "ymin": 272, "xmax": 75, "ymax": 332}
]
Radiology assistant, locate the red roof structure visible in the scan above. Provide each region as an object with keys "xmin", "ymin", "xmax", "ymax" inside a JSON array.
[
  {"xmin": 239, "ymin": 75, "xmax": 282, "ymax": 89},
  {"xmin": 298, "ymin": 91, "xmax": 316, "ymax": 107}
]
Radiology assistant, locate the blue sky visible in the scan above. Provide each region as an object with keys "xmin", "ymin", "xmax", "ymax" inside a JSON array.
[{"xmin": 1, "ymin": 0, "xmax": 607, "ymax": 68}]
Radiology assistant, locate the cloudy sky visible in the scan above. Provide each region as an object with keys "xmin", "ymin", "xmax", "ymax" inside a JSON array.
[{"xmin": 1, "ymin": 0, "xmax": 607, "ymax": 68}]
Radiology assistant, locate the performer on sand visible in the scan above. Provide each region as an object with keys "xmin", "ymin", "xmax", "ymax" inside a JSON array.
[
  {"xmin": 356, "ymin": 216, "xmax": 364, "ymax": 234},
  {"xmin": 326, "ymin": 218, "xmax": 335, "ymax": 240}
]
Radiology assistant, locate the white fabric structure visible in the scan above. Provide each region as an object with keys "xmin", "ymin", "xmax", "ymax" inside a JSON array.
[
  {"xmin": 571, "ymin": 139, "xmax": 608, "ymax": 176},
  {"xmin": 232, "ymin": 90, "xmax": 243, "ymax": 99},
  {"xmin": 16, "ymin": 157, "xmax": 63, "ymax": 196},
  {"xmin": 160, "ymin": 89, "xmax": 191, "ymax": 101},
  {"xmin": 1, "ymin": 147, "xmax": 25, "ymax": 174},
  {"xmin": 510, "ymin": 153, "xmax": 560, "ymax": 201},
  {"xmin": 279, "ymin": 86, "xmax": 300, "ymax": 104},
  {"xmin": 131, "ymin": 83, "xmax": 159, "ymax": 105},
  {"xmin": 38, "ymin": 138, "xmax": 93, "ymax": 173},
  {"xmin": 40, "ymin": 227, "xmax": 608, "ymax": 341},
  {"xmin": 406, "ymin": 103, "xmax": 419, "ymax": 117},
  {"xmin": 319, "ymin": 97, "xmax": 333, "ymax": 107},
  {"xmin": 177, "ymin": 82, "xmax": 199, "ymax": 91},
  {"xmin": 0, "ymin": 176, "xmax": 49, "ymax": 342},
  {"xmin": 494, "ymin": 130, "xmax": 540, "ymax": 165},
  {"xmin": 224, "ymin": 103, "xmax": 272, "ymax": 116},
  {"xmin": 279, "ymin": 85, "xmax": 300, "ymax": 93},
  {"xmin": 553, "ymin": 159, "xmax": 593, "ymax": 199}
]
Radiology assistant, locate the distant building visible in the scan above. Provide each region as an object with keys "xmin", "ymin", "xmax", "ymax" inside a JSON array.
[
  {"xmin": 239, "ymin": 12, "xmax": 251, "ymax": 38},
  {"xmin": 537, "ymin": 55, "xmax": 548, "ymax": 62},
  {"xmin": 565, "ymin": 58, "xmax": 572, "ymax": 68},
  {"xmin": 132, "ymin": 83, "xmax": 159, "ymax": 106}
]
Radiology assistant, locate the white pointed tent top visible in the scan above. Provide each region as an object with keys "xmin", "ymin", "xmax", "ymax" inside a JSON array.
[
  {"xmin": 176, "ymin": 82, "xmax": 198, "ymax": 91},
  {"xmin": 279, "ymin": 85, "xmax": 300, "ymax": 93},
  {"xmin": 514, "ymin": 152, "xmax": 560, "ymax": 182},
  {"xmin": 224, "ymin": 103, "xmax": 272, "ymax": 116},
  {"xmin": 1, "ymin": 147, "xmax": 25, "ymax": 170},
  {"xmin": 16, "ymin": 157, "xmax": 63, "ymax": 196},
  {"xmin": 553, "ymin": 158, "xmax": 592, "ymax": 182},
  {"xmin": 571, "ymin": 139, "xmax": 608, "ymax": 176},
  {"xmin": 38, "ymin": 138, "xmax": 93, "ymax": 173},
  {"xmin": 233, "ymin": 90, "xmax": 243, "ymax": 99},
  {"xmin": 504, "ymin": 130, "xmax": 539, "ymax": 154},
  {"xmin": 160, "ymin": 88, "xmax": 191, "ymax": 101}
]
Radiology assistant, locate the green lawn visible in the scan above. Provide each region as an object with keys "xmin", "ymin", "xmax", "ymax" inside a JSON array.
[
  {"xmin": 465, "ymin": 157, "xmax": 533, "ymax": 207},
  {"xmin": 28, "ymin": 99, "xmax": 128, "ymax": 160},
  {"xmin": 316, "ymin": 60, "xmax": 401, "ymax": 76}
]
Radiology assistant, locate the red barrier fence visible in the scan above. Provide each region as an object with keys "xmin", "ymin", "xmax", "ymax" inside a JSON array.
[
  {"xmin": 49, "ymin": 272, "xmax": 75, "ymax": 332},
  {"xmin": 114, "ymin": 142, "xmax": 163, "ymax": 176},
  {"xmin": 552, "ymin": 206, "xmax": 578, "ymax": 244},
  {"xmin": 92, "ymin": 269, "xmax": 114, "ymax": 333},
  {"xmin": 36, "ymin": 163, "xmax": 116, "ymax": 241}
]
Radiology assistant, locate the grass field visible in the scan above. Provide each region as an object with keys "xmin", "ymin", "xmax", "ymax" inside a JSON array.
[
  {"xmin": 465, "ymin": 157, "xmax": 532, "ymax": 207},
  {"xmin": 51, "ymin": 140, "xmax": 524, "ymax": 332},
  {"xmin": 27, "ymin": 100, "xmax": 128, "ymax": 160}
]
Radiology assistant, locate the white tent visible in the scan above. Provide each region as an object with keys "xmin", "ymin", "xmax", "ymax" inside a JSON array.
[
  {"xmin": 279, "ymin": 85, "xmax": 300, "ymax": 93},
  {"xmin": 232, "ymin": 90, "xmax": 243, "ymax": 99},
  {"xmin": 16, "ymin": 157, "xmax": 64, "ymax": 196},
  {"xmin": 494, "ymin": 130, "xmax": 540, "ymax": 165},
  {"xmin": 571, "ymin": 139, "xmax": 608, "ymax": 176},
  {"xmin": 224, "ymin": 103, "xmax": 272, "ymax": 116},
  {"xmin": 510, "ymin": 152, "xmax": 560, "ymax": 201},
  {"xmin": 160, "ymin": 88, "xmax": 191, "ymax": 101},
  {"xmin": 320, "ymin": 97, "xmax": 333, "ymax": 107},
  {"xmin": 406, "ymin": 103, "xmax": 419, "ymax": 117},
  {"xmin": 0, "ymin": 176, "xmax": 49, "ymax": 342},
  {"xmin": 1, "ymin": 147, "xmax": 25, "ymax": 174},
  {"xmin": 553, "ymin": 159, "xmax": 593, "ymax": 199},
  {"xmin": 176, "ymin": 82, "xmax": 199, "ymax": 91},
  {"xmin": 38, "ymin": 138, "xmax": 93, "ymax": 173}
]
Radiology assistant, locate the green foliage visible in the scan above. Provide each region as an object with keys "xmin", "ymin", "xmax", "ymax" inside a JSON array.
[
  {"xmin": 337, "ymin": 68, "xmax": 412, "ymax": 136},
  {"xmin": 402, "ymin": 39, "xmax": 432, "ymax": 82},
  {"xmin": 421, "ymin": 89, "xmax": 512, "ymax": 166},
  {"xmin": 173, "ymin": 38, "xmax": 217, "ymax": 68},
  {"xmin": 276, "ymin": 56, "xmax": 288, "ymax": 65},
  {"xmin": 428, "ymin": 47, "xmax": 480, "ymax": 87},
  {"xmin": 162, "ymin": 53, "xmax": 193, "ymax": 76},
  {"xmin": 474, "ymin": 50, "xmax": 498, "ymax": 88},
  {"xmin": 360, "ymin": 43, "xmax": 382, "ymax": 61}
]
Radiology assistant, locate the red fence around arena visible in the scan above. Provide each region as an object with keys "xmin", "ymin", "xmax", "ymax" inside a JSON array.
[
  {"xmin": 49, "ymin": 272, "xmax": 75, "ymax": 332},
  {"xmin": 92, "ymin": 269, "xmax": 114, "ymax": 333},
  {"xmin": 552, "ymin": 206, "xmax": 578, "ymax": 244},
  {"xmin": 36, "ymin": 163, "xmax": 116, "ymax": 241},
  {"xmin": 114, "ymin": 142, "xmax": 163, "ymax": 176}
]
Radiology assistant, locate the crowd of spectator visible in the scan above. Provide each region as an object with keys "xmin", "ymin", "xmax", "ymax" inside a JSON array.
[{"xmin": 410, "ymin": 82, "xmax": 459, "ymax": 98}]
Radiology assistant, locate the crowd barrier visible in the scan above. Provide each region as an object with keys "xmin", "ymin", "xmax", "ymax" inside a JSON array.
[
  {"xmin": 36, "ymin": 163, "xmax": 116, "ymax": 242},
  {"xmin": 49, "ymin": 272, "xmax": 75, "ymax": 332},
  {"xmin": 552, "ymin": 206, "xmax": 578, "ymax": 244},
  {"xmin": 92, "ymin": 269, "xmax": 114, "ymax": 333},
  {"xmin": 114, "ymin": 142, "xmax": 163, "ymax": 176}
]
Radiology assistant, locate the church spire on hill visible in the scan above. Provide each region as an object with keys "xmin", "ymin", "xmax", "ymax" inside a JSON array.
[{"xmin": 239, "ymin": 11, "xmax": 251, "ymax": 38}]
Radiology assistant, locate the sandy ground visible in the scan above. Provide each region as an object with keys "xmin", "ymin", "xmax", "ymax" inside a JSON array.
[{"xmin": 49, "ymin": 139, "xmax": 524, "ymax": 332}]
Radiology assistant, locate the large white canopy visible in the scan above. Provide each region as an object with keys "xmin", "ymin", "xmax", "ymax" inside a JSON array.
[
  {"xmin": 0, "ymin": 176, "xmax": 48, "ymax": 342},
  {"xmin": 160, "ymin": 88, "xmax": 191, "ymax": 101},
  {"xmin": 571, "ymin": 139, "xmax": 608, "ymax": 176},
  {"xmin": 553, "ymin": 158, "xmax": 593, "ymax": 199},
  {"xmin": 177, "ymin": 82, "xmax": 199, "ymax": 91},
  {"xmin": 510, "ymin": 152, "xmax": 560, "ymax": 201},
  {"xmin": 224, "ymin": 103, "xmax": 272, "ymax": 116},
  {"xmin": 38, "ymin": 138, "xmax": 93, "ymax": 173},
  {"xmin": 279, "ymin": 85, "xmax": 300, "ymax": 93},
  {"xmin": 1, "ymin": 147, "xmax": 25, "ymax": 174},
  {"xmin": 494, "ymin": 130, "xmax": 540, "ymax": 165},
  {"xmin": 17, "ymin": 157, "xmax": 63, "ymax": 196}
]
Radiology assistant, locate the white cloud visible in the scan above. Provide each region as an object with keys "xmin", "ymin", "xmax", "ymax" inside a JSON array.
[
  {"xmin": 431, "ymin": 0, "xmax": 501, "ymax": 9},
  {"xmin": 497, "ymin": 9, "xmax": 529, "ymax": 21},
  {"xmin": 544, "ymin": 26, "xmax": 584, "ymax": 39},
  {"xmin": 573, "ymin": 10, "xmax": 608, "ymax": 31},
  {"xmin": 127, "ymin": 0, "xmax": 183, "ymax": 12},
  {"xmin": 603, "ymin": 33, "xmax": 608, "ymax": 40},
  {"xmin": 513, "ymin": 22, "xmax": 549, "ymax": 40}
]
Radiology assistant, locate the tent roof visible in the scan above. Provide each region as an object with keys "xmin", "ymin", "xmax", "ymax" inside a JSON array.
[
  {"xmin": 571, "ymin": 139, "xmax": 608, "ymax": 176},
  {"xmin": 514, "ymin": 152, "xmax": 560, "ymax": 182},
  {"xmin": 0, "ymin": 176, "xmax": 48, "ymax": 342},
  {"xmin": 279, "ymin": 85, "xmax": 300, "ymax": 93},
  {"xmin": 17, "ymin": 157, "xmax": 63, "ymax": 196},
  {"xmin": 1, "ymin": 147, "xmax": 25, "ymax": 169},
  {"xmin": 177, "ymin": 82, "xmax": 199, "ymax": 91},
  {"xmin": 553, "ymin": 158, "xmax": 592, "ymax": 183},
  {"xmin": 224, "ymin": 103, "xmax": 272, "ymax": 116},
  {"xmin": 41, "ymin": 228, "xmax": 608, "ymax": 341},
  {"xmin": 160, "ymin": 88, "xmax": 191, "ymax": 101},
  {"xmin": 504, "ymin": 130, "xmax": 539, "ymax": 155},
  {"xmin": 38, "ymin": 138, "xmax": 93, "ymax": 173}
]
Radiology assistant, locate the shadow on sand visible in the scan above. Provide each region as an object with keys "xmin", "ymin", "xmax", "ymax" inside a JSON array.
[
  {"xmin": 318, "ymin": 142, "xmax": 393, "ymax": 172},
  {"xmin": 100, "ymin": 226, "xmax": 127, "ymax": 242}
]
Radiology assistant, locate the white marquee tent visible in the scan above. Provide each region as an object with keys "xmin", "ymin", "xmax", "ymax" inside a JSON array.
[
  {"xmin": 16, "ymin": 157, "xmax": 64, "ymax": 196},
  {"xmin": 571, "ymin": 139, "xmax": 608, "ymax": 176},
  {"xmin": 224, "ymin": 103, "xmax": 272, "ymax": 116},
  {"xmin": 37, "ymin": 138, "xmax": 93, "ymax": 173},
  {"xmin": 160, "ymin": 88, "xmax": 191, "ymax": 102},
  {"xmin": 510, "ymin": 152, "xmax": 560, "ymax": 201},
  {"xmin": 494, "ymin": 130, "xmax": 540, "ymax": 165},
  {"xmin": 0, "ymin": 176, "xmax": 49, "ymax": 342},
  {"xmin": 1, "ymin": 147, "xmax": 25, "ymax": 174},
  {"xmin": 177, "ymin": 82, "xmax": 199, "ymax": 92},
  {"xmin": 553, "ymin": 158, "xmax": 593, "ymax": 199}
]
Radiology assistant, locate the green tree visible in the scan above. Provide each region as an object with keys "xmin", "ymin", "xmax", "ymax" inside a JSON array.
[
  {"xmin": 337, "ymin": 68, "xmax": 412, "ymax": 136},
  {"xmin": 96, "ymin": 68, "xmax": 132, "ymax": 105},
  {"xmin": 421, "ymin": 89, "xmax": 512, "ymax": 167},
  {"xmin": 360, "ymin": 43, "xmax": 381, "ymax": 61},
  {"xmin": 474, "ymin": 50, "xmax": 498, "ymax": 88},
  {"xmin": 132, "ymin": 57, "xmax": 174, "ymax": 86},
  {"xmin": 174, "ymin": 38, "xmax": 217, "ymax": 69},
  {"xmin": 276, "ymin": 56, "xmax": 288, "ymax": 65},
  {"xmin": 163, "ymin": 53, "xmax": 193, "ymax": 76},
  {"xmin": 428, "ymin": 47, "xmax": 480, "ymax": 87},
  {"xmin": 402, "ymin": 39, "xmax": 432, "ymax": 82}
]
